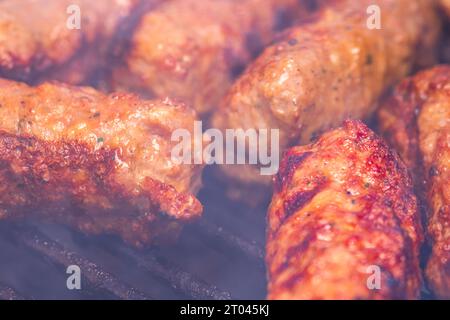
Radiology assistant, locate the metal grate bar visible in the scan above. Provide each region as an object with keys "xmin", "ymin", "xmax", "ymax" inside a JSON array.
[
  {"xmin": 66, "ymin": 228, "xmax": 232, "ymax": 300},
  {"xmin": 194, "ymin": 220, "xmax": 264, "ymax": 261},
  {"xmin": 15, "ymin": 227, "xmax": 152, "ymax": 300},
  {"xmin": 123, "ymin": 248, "xmax": 231, "ymax": 300}
]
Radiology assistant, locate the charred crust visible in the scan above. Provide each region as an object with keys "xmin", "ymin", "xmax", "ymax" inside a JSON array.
[
  {"xmin": 268, "ymin": 120, "xmax": 423, "ymax": 299},
  {"xmin": 0, "ymin": 131, "xmax": 116, "ymax": 178},
  {"xmin": 274, "ymin": 231, "xmax": 316, "ymax": 276},
  {"xmin": 274, "ymin": 151, "xmax": 313, "ymax": 192},
  {"xmin": 282, "ymin": 178, "xmax": 327, "ymax": 220},
  {"xmin": 0, "ymin": 130, "xmax": 202, "ymax": 246}
]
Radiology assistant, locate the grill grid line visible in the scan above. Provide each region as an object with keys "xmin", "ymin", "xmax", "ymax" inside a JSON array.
[
  {"xmin": 193, "ymin": 220, "xmax": 265, "ymax": 262},
  {"xmin": 123, "ymin": 249, "xmax": 232, "ymax": 300},
  {"xmin": 14, "ymin": 227, "xmax": 152, "ymax": 300},
  {"xmin": 76, "ymin": 227, "xmax": 233, "ymax": 300},
  {"xmin": 1, "ymin": 195, "xmax": 266, "ymax": 300}
]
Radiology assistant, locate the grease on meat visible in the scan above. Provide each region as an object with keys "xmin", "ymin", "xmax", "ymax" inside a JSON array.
[
  {"xmin": 0, "ymin": 79, "xmax": 203, "ymax": 247},
  {"xmin": 267, "ymin": 120, "xmax": 422, "ymax": 299}
]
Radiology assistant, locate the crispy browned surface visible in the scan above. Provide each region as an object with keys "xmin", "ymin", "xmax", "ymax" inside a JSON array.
[
  {"xmin": 110, "ymin": 0, "xmax": 324, "ymax": 115},
  {"xmin": 377, "ymin": 66, "xmax": 450, "ymax": 299},
  {"xmin": 267, "ymin": 120, "xmax": 422, "ymax": 300},
  {"xmin": 0, "ymin": 0, "xmax": 141, "ymax": 84},
  {"xmin": 212, "ymin": 0, "xmax": 441, "ymax": 197},
  {"xmin": 0, "ymin": 78, "xmax": 203, "ymax": 247}
]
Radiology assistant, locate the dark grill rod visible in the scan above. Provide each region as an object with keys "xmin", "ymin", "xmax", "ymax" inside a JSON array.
[
  {"xmin": 0, "ymin": 283, "xmax": 25, "ymax": 300},
  {"xmin": 194, "ymin": 220, "xmax": 265, "ymax": 261},
  {"xmin": 15, "ymin": 227, "xmax": 152, "ymax": 300},
  {"xmin": 123, "ymin": 248, "xmax": 232, "ymax": 300},
  {"xmin": 68, "ymin": 229, "xmax": 232, "ymax": 300}
]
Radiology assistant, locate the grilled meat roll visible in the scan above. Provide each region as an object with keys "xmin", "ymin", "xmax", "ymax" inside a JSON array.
[
  {"xmin": 110, "ymin": 0, "xmax": 324, "ymax": 115},
  {"xmin": 267, "ymin": 120, "xmax": 423, "ymax": 299},
  {"xmin": 211, "ymin": 0, "xmax": 441, "ymax": 200},
  {"xmin": 377, "ymin": 66, "xmax": 450, "ymax": 299},
  {"xmin": 0, "ymin": 78, "xmax": 203, "ymax": 247},
  {"xmin": 0, "ymin": 0, "xmax": 143, "ymax": 85}
]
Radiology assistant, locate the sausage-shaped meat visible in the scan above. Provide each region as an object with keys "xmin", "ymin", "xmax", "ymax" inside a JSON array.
[
  {"xmin": 0, "ymin": 0, "xmax": 143, "ymax": 85},
  {"xmin": 0, "ymin": 78, "xmax": 203, "ymax": 247},
  {"xmin": 110, "ymin": 0, "xmax": 324, "ymax": 115},
  {"xmin": 211, "ymin": 0, "xmax": 441, "ymax": 199},
  {"xmin": 377, "ymin": 66, "xmax": 450, "ymax": 299},
  {"xmin": 267, "ymin": 120, "xmax": 422, "ymax": 299}
]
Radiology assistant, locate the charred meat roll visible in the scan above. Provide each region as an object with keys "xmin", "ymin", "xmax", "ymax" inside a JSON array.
[
  {"xmin": 0, "ymin": 78, "xmax": 203, "ymax": 247},
  {"xmin": 377, "ymin": 66, "xmax": 450, "ymax": 299},
  {"xmin": 0, "ymin": 0, "xmax": 144, "ymax": 85},
  {"xmin": 211, "ymin": 0, "xmax": 441, "ymax": 200},
  {"xmin": 110, "ymin": 0, "xmax": 325, "ymax": 115},
  {"xmin": 267, "ymin": 120, "xmax": 423, "ymax": 299}
]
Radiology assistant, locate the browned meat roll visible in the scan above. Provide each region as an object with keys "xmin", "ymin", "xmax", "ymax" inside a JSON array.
[
  {"xmin": 0, "ymin": 78, "xmax": 203, "ymax": 247},
  {"xmin": 110, "ymin": 0, "xmax": 325, "ymax": 115},
  {"xmin": 0, "ymin": 0, "xmax": 144, "ymax": 85},
  {"xmin": 267, "ymin": 120, "xmax": 423, "ymax": 299}
]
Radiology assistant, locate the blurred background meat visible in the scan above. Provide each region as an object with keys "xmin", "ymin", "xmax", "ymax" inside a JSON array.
[{"xmin": 377, "ymin": 66, "xmax": 450, "ymax": 299}]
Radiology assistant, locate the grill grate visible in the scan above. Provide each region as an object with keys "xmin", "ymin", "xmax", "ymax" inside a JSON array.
[
  {"xmin": 0, "ymin": 171, "xmax": 267, "ymax": 300},
  {"xmin": 193, "ymin": 220, "xmax": 264, "ymax": 262},
  {"xmin": 123, "ymin": 249, "xmax": 231, "ymax": 300},
  {"xmin": 14, "ymin": 227, "xmax": 151, "ymax": 300}
]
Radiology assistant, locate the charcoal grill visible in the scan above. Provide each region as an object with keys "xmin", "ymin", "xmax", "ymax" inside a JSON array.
[{"xmin": 0, "ymin": 168, "xmax": 268, "ymax": 300}]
